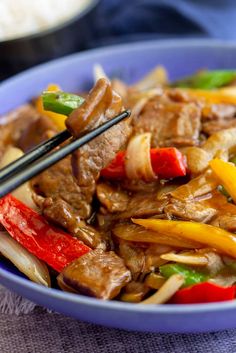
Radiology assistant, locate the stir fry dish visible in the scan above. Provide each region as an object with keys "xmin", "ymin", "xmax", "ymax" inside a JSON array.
[{"xmin": 2, "ymin": 67, "xmax": 236, "ymax": 305}]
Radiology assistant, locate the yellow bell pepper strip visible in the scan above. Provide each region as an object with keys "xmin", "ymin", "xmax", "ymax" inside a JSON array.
[
  {"xmin": 36, "ymin": 84, "xmax": 67, "ymax": 130},
  {"xmin": 210, "ymin": 158, "xmax": 236, "ymax": 204},
  {"xmin": 132, "ymin": 218, "xmax": 236, "ymax": 258},
  {"xmin": 178, "ymin": 88, "xmax": 236, "ymax": 105}
]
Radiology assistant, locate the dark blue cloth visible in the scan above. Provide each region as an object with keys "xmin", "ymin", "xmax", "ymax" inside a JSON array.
[{"xmin": 93, "ymin": 0, "xmax": 236, "ymax": 46}]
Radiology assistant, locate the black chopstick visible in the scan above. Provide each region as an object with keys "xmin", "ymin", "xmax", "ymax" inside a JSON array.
[
  {"xmin": 0, "ymin": 110, "xmax": 130, "ymax": 198},
  {"xmin": 0, "ymin": 129, "xmax": 71, "ymax": 182}
]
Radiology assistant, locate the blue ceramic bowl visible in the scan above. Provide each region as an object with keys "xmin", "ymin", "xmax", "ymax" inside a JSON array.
[{"xmin": 1, "ymin": 39, "xmax": 236, "ymax": 333}]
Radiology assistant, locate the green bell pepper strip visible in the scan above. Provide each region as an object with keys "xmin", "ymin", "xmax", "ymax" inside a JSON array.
[
  {"xmin": 159, "ymin": 263, "xmax": 208, "ymax": 288},
  {"xmin": 172, "ymin": 70, "xmax": 236, "ymax": 90},
  {"xmin": 42, "ymin": 91, "xmax": 85, "ymax": 116}
]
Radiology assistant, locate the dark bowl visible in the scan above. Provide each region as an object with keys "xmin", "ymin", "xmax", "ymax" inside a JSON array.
[{"xmin": 0, "ymin": 0, "xmax": 100, "ymax": 80}]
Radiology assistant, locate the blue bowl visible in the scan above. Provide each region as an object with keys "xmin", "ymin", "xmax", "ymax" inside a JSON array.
[{"xmin": 1, "ymin": 39, "xmax": 236, "ymax": 333}]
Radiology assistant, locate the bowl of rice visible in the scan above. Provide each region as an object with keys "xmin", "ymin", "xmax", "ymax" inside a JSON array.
[{"xmin": 0, "ymin": 0, "xmax": 100, "ymax": 80}]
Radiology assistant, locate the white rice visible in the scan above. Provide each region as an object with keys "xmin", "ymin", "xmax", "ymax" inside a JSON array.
[{"xmin": 0, "ymin": 0, "xmax": 91, "ymax": 41}]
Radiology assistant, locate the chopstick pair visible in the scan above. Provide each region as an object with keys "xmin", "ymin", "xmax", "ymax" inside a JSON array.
[{"xmin": 0, "ymin": 110, "xmax": 131, "ymax": 198}]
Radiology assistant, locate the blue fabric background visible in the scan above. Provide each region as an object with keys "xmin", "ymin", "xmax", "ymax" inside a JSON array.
[{"xmin": 93, "ymin": 0, "xmax": 236, "ymax": 46}]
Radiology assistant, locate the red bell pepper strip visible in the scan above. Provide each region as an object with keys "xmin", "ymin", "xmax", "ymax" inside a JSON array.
[
  {"xmin": 0, "ymin": 194, "xmax": 90, "ymax": 272},
  {"xmin": 100, "ymin": 147, "xmax": 187, "ymax": 180},
  {"xmin": 100, "ymin": 151, "xmax": 126, "ymax": 179},
  {"xmin": 171, "ymin": 282, "xmax": 236, "ymax": 304},
  {"xmin": 150, "ymin": 148, "xmax": 187, "ymax": 179}
]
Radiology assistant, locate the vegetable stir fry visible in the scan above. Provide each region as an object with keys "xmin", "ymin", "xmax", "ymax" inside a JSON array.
[{"xmin": 2, "ymin": 67, "xmax": 236, "ymax": 305}]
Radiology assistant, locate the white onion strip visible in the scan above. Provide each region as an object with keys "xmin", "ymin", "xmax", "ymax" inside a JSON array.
[
  {"xmin": 139, "ymin": 274, "xmax": 184, "ymax": 305},
  {"xmin": 125, "ymin": 133, "xmax": 156, "ymax": 182},
  {"xmin": 0, "ymin": 231, "xmax": 51, "ymax": 287},
  {"xmin": 0, "ymin": 146, "xmax": 37, "ymax": 209},
  {"xmin": 161, "ymin": 252, "xmax": 208, "ymax": 266},
  {"xmin": 93, "ymin": 63, "xmax": 108, "ymax": 83},
  {"xmin": 133, "ymin": 66, "xmax": 168, "ymax": 91}
]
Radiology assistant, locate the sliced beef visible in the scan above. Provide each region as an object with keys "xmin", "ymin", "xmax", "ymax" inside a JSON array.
[
  {"xmin": 68, "ymin": 78, "xmax": 131, "ymax": 216},
  {"xmin": 202, "ymin": 104, "xmax": 236, "ymax": 121},
  {"xmin": 163, "ymin": 188, "xmax": 231, "ymax": 223},
  {"xmin": 201, "ymin": 104, "xmax": 236, "ymax": 136},
  {"xmin": 118, "ymin": 240, "xmax": 146, "ymax": 280},
  {"xmin": 96, "ymin": 183, "xmax": 129, "ymax": 213},
  {"xmin": 66, "ymin": 78, "xmax": 124, "ymax": 137},
  {"xmin": 133, "ymin": 94, "xmax": 201, "ymax": 147},
  {"xmin": 164, "ymin": 197, "xmax": 217, "ymax": 223},
  {"xmin": 97, "ymin": 191, "xmax": 167, "ymax": 226},
  {"xmin": 118, "ymin": 239, "xmax": 171, "ymax": 280},
  {"xmin": 32, "ymin": 157, "xmax": 91, "ymax": 219},
  {"xmin": 33, "ymin": 80, "xmax": 130, "ymax": 226},
  {"xmin": 0, "ymin": 104, "xmax": 42, "ymax": 155},
  {"xmin": 40, "ymin": 197, "xmax": 103, "ymax": 249},
  {"xmin": 121, "ymin": 281, "xmax": 150, "ymax": 302},
  {"xmin": 202, "ymin": 119, "xmax": 236, "ymax": 135},
  {"xmin": 210, "ymin": 200, "xmax": 236, "ymax": 232},
  {"xmin": 211, "ymin": 215, "xmax": 236, "ymax": 232},
  {"xmin": 115, "ymin": 192, "xmax": 167, "ymax": 219},
  {"xmin": 58, "ymin": 249, "xmax": 131, "ymax": 299},
  {"xmin": 18, "ymin": 115, "xmax": 57, "ymax": 152}
]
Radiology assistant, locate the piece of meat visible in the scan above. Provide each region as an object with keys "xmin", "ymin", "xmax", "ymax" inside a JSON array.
[
  {"xmin": 66, "ymin": 78, "xmax": 124, "ymax": 137},
  {"xmin": 201, "ymin": 104, "xmax": 236, "ymax": 136},
  {"xmin": 58, "ymin": 249, "xmax": 131, "ymax": 299},
  {"xmin": 121, "ymin": 281, "xmax": 151, "ymax": 302},
  {"xmin": 97, "ymin": 191, "xmax": 167, "ymax": 228},
  {"xmin": 118, "ymin": 240, "xmax": 146, "ymax": 280},
  {"xmin": 39, "ymin": 197, "xmax": 103, "ymax": 249},
  {"xmin": 0, "ymin": 104, "xmax": 41, "ymax": 156},
  {"xmin": 32, "ymin": 156, "xmax": 91, "ymax": 219},
  {"xmin": 164, "ymin": 188, "xmax": 231, "ymax": 223},
  {"xmin": 18, "ymin": 115, "xmax": 57, "ymax": 152},
  {"xmin": 202, "ymin": 119, "xmax": 236, "ymax": 135},
  {"xmin": 96, "ymin": 183, "xmax": 129, "ymax": 213},
  {"xmin": 120, "ymin": 179, "xmax": 160, "ymax": 193},
  {"xmin": 118, "ymin": 239, "xmax": 171, "ymax": 280},
  {"xmin": 67, "ymin": 78, "xmax": 131, "ymax": 216},
  {"xmin": 113, "ymin": 192, "xmax": 168, "ymax": 219},
  {"xmin": 133, "ymin": 94, "xmax": 201, "ymax": 147},
  {"xmin": 164, "ymin": 197, "xmax": 217, "ymax": 223},
  {"xmin": 211, "ymin": 215, "xmax": 236, "ymax": 232},
  {"xmin": 202, "ymin": 104, "xmax": 236, "ymax": 121}
]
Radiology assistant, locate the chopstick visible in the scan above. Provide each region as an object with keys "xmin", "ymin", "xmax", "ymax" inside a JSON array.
[
  {"xmin": 0, "ymin": 110, "xmax": 130, "ymax": 198},
  {"xmin": 0, "ymin": 129, "xmax": 71, "ymax": 182}
]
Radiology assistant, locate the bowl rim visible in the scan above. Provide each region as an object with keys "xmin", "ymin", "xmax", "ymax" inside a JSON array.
[
  {"xmin": 0, "ymin": 0, "xmax": 100, "ymax": 45},
  {"xmin": 1, "ymin": 37, "xmax": 236, "ymax": 315}
]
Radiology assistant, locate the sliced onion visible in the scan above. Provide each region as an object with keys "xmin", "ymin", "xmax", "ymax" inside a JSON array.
[
  {"xmin": 113, "ymin": 223, "xmax": 203, "ymax": 249},
  {"xmin": 0, "ymin": 231, "xmax": 51, "ymax": 287},
  {"xmin": 93, "ymin": 63, "xmax": 108, "ymax": 83},
  {"xmin": 125, "ymin": 133, "xmax": 156, "ymax": 182},
  {"xmin": 0, "ymin": 146, "xmax": 37, "ymax": 209},
  {"xmin": 139, "ymin": 274, "xmax": 184, "ymax": 304},
  {"xmin": 161, "ymin": 251, "xmax": 208, "ymax": 266},
  {"xmin": 133, "ymin": 66, "xmax": 168, "ymax": 91}
]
